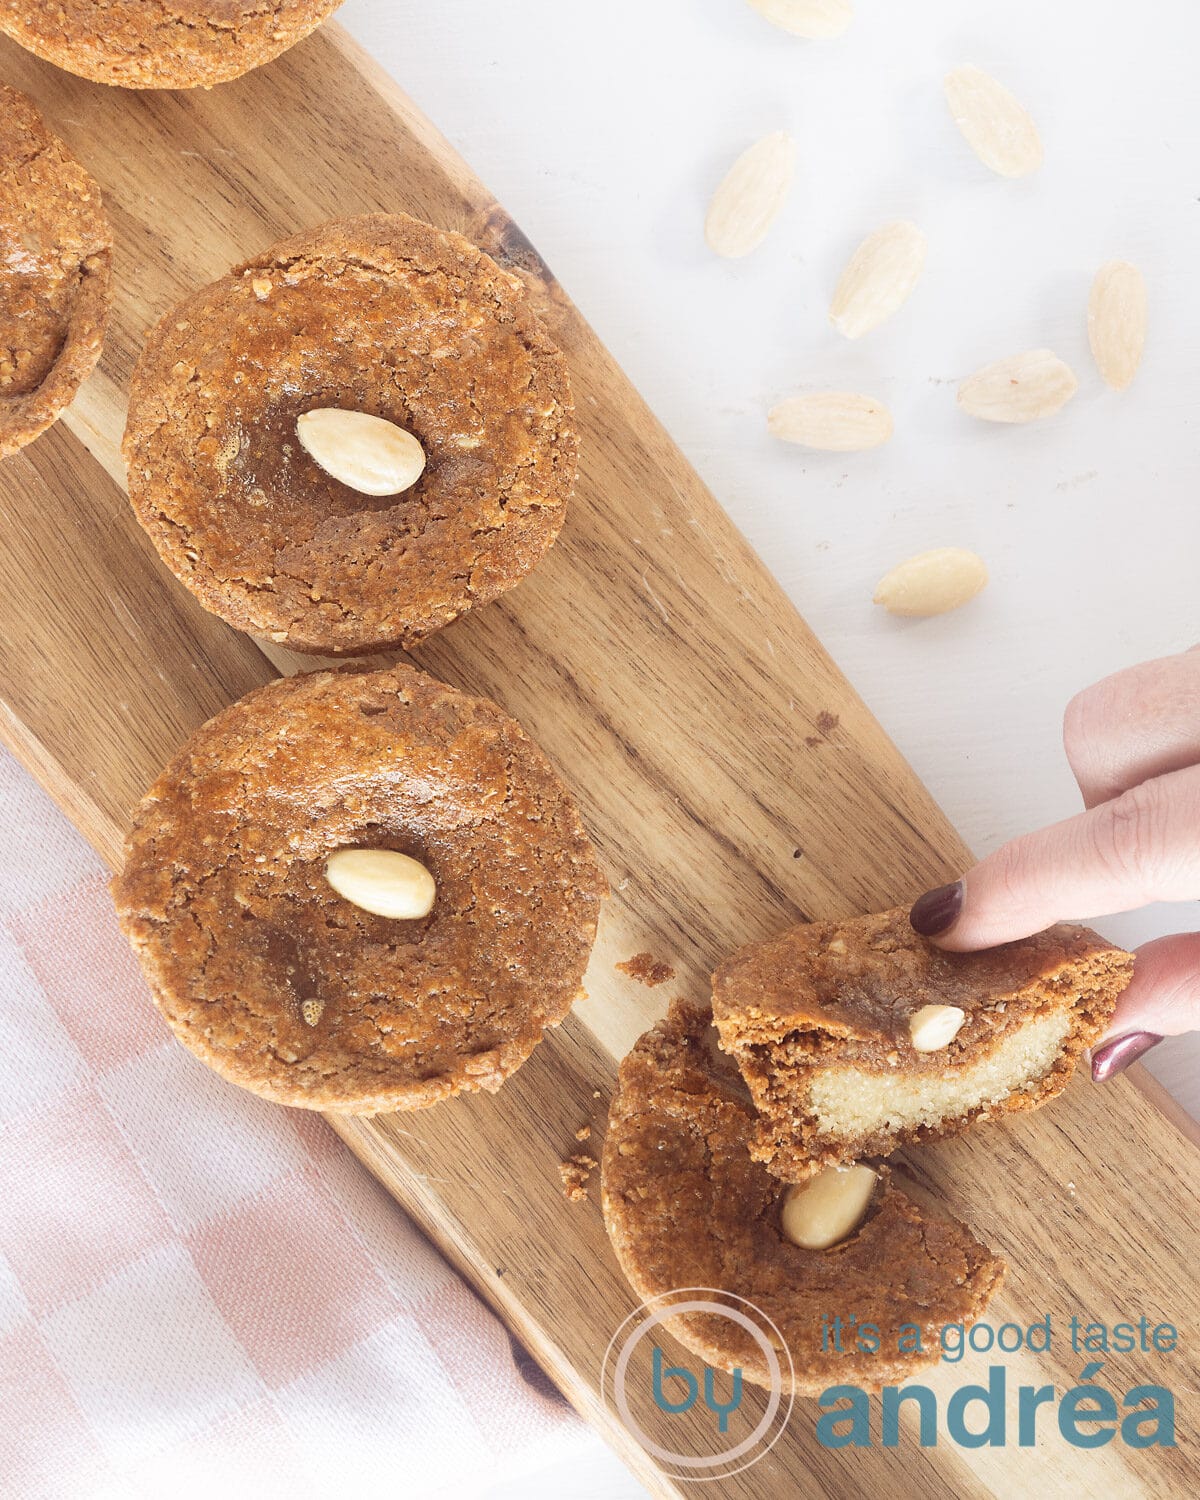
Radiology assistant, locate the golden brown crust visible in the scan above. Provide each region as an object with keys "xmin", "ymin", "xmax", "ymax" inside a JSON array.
[
  {"xmin": 122, "ymin": 213, "xmax": 576, "ymax": 655},
  {"xmin": 601, "ymin": 1002, "xmax": 1005, "ymax": 1395},
  {"xmin": 712, "ymin": 907, "xmax": 1134, "ymax": 1180},
  {"xmin": 0, "ymin": 1, "xmax": 343, "ymax": 90},
  {"xmin": 0, "ymin": 84, "xmax": 111, "ymax": 459},
  {"xmin": 111, "ymin": 665, "xmax": 607, "ymax": 1113}
]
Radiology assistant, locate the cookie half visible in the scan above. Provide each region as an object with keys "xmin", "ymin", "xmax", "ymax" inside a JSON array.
[
  {"xmin": 112, "ymin": 665, "xmax": 606, "ymax": 1112},
  {"xmin": 602, "ymin": 1002, "xmax": 1004, "ymax": 1394},
  {"xmin": 123, "ymin": 213, "xmax": 577, "ymax": 654},
  {"xmin": 0, "ymin": 84, "xmax": 111, "ymax": 458},
  {"xmin": 712, "ymin": 907, "xmax": 1133, "ymax": 1182},
  {"xmin": 0, "ymin": 1, "xmax": 343, "ymax": 90}
]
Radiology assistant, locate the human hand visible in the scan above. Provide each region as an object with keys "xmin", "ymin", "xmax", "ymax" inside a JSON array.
[{"xmin": 908, "ymin": 647, "xmax": 1200, "ymax": 1081}]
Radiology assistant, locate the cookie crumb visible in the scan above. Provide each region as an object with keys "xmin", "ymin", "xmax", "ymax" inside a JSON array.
[
  {"xmin": 575, "ymin": 1124, "xmax": 591, "ymax": 1142},
  {"xmin": 560, "ymin": 1153, "xmax": 598, "ymax": 1202},
  {"xmin": 617, "ymin": 952, "xmax": 675, "ymax": 987}
]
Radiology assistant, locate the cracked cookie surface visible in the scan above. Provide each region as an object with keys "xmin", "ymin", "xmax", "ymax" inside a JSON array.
[
  {"xmin": 601, "ymin": 1002, "xmax": 1004, "ymax": 1394},
  {"xmin": 0, "ymin": 1, "xmax": 344, "ymax": 89},
  {"xmin": 0, "ymin": 83, "xmax": 111, "ymax": 459},
  {"xmin": 111, "ymin": 665, "xmax": 607, "ymax": 1112},
  {"xmin": 123, "ymin": 213, "xmax": 577, "ymax": 654}
]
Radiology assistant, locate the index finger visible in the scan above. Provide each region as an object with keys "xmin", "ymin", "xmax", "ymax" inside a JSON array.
[{"xmin": 915, "ymin": 762, "xmax": 1200, "ymax": 951}]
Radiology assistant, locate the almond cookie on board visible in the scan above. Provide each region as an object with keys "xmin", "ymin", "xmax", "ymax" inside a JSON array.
[
  {"xmin": 123, "ymin": 213, "xmax": 577, "ymax": 655},
  {"xmin": 112, "ymin": 665, "xmax": 607, "ymax": 1113},
  {"xmin": 0, "ymin": 84, "xmax": 111, "ymax": 459},
  {"xmin": 601, "ymin": 1002, "xmax": 1004, "ymax": 1394},
  {"xmin": 0, "ymin": 1, "xmax": 344, "ymax": 90},
  {"xmin": 712, "ymin": 907, "xmax": 1133, "ymax": 1182}
]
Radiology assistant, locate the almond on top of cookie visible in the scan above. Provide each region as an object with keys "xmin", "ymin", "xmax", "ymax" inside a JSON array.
[
  {"xmin": 112, "ymin": 664, "xmax": 606, "ymax": 1113},
  {"xmin": 122, "ymin": 212, "xmax": 577, "ymax": 656}
]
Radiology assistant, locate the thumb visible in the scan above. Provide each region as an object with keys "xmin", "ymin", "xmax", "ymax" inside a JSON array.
[
  {"xmin": 1103, "ymin": 932, "xmax": 1200, "ymax": 1040},
  {"xmin": 1089, "ymin": 932, "xmax": 1200, "ymax": 1082}
]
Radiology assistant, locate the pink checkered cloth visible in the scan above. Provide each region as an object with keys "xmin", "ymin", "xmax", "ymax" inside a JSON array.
[{"xmin": 0, "ymin": 748, "xmax": 589, "ymax": 1499}]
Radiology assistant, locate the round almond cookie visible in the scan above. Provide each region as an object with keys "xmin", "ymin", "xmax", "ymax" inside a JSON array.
[
  {"xmin": 0, "ymin": 84, "xmax": 111, "ymax": 459},
  {"xmin": 111, "ymin": 665, "xmax": 606, "ymax": 1113},
  {"xmin": 601, "ymin": 1001, "xmax": 1005, "ymax": 1395},
  {"xmin": 122, "ymin": 213, "xmax": 577, "ymax": 654},
  {"xmin": 0, "ymin": 1, "xmax": 344, "ymax": 90}
]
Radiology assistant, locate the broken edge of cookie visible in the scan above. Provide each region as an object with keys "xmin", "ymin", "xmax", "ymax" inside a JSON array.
[
  {"xmin": 601, "ymin": 1000, "xmax": 1005, "ymax": 1395},
  {"xmin": 712, "ymin": 906, "xmax": 1134, "ymax": 1182}
]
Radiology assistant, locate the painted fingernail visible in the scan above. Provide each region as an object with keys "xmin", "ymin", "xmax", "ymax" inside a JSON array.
[
  {"xmin": 909, "ymin": 880, "xmax": 965, "ymax": 938},
  {"xmin": 1091, "ymin": 1031, "xmax": 1163, "ymax": 1083}
]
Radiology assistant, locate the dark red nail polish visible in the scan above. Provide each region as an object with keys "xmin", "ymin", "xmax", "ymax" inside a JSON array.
[
  {"xmin": 1091, "ymin": 1031, "xmax": 1163, "ymax": 1083},
  {"xmin": 909, "ymin": 880, "xmax": 965, "ymax": 937}
]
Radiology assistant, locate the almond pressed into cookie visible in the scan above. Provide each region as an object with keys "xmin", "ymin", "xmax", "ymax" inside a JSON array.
[
  {"xmin": 112, "ymin": 665, "xmax": 606, "ymax": 1113},
  {"xmin": 123, "ymin": 213, "xmax": 577, "ymax": 654}
]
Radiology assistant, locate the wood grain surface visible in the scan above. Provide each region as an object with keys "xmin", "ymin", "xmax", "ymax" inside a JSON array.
[{"xmin": 1, "ymin": 26, "xmax": 1197, "ymax": 1497}]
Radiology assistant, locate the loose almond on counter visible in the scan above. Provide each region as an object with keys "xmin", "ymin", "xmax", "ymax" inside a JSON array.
[
  {"xmin": 830, "ymin": 220, "xmax": 927, "ymax": 339},
  {"xmin": 745, "ymin": 0, "xmax": 853, "ymax": 39},
  {"xmin": 1088, "ymin": 261, "xmax": 1147, "ymax": 391},
  {"xmin": 768, "ymin": 391, "xmax": 893, "ymax": 451},
  {"xmin": 944, "ymin": 65, "xmax": 1043, "ymax": 179},
  {"xmin": 705, "ymin": 131, "xmax": 795, "ymax": 259},
  {"xmin": 874, "ymin": 548, "xmax": 988, "ymax": 617},
  {"xmin": 957, "ymin": 350, "xmax": 1078, "ymax": 423}
]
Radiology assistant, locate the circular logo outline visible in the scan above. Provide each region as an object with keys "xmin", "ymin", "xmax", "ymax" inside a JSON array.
[{"xmin": 601, "ymin": 1287, "xmax": 795, "ymax": 1482}]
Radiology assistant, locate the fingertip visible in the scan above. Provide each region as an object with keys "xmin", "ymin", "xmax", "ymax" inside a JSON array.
[
  {"xmin": 908, "ymin": 880, "xmax": 965, "ymax": 940},
  {"xmin": 1091, "ymin": 1031, "xmax": 1163, "ymax": 1083},
  {"xmin": 1099, "ymin": 931, "xmax": 1200, "ymax": 1043}
]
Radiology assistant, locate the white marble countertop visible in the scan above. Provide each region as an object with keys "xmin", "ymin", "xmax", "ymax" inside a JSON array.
[{"xmin": 334, "ymin": 2, "xmax": 1199, "ymax": 1492}]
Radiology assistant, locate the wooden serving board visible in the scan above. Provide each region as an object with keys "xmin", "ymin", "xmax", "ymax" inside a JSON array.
[{"xmin": 2, "ymin": 26, "xmax": 1198, "ymax": 1497}]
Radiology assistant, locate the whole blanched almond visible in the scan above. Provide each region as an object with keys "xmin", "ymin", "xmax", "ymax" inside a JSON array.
[
  {"xmin": 768, "ymin": 391, "xmax": 893, "ymax": 451},
  {"xmin": 830, "ymin": 220, "xmax": 927, "ymax": 339},
  {"xmin": 296, "ymin": 408, "xmax": 426, "ymax": 495},
  {"xmin": 326, "ymin": 848, "xmax": 436, "ymax": 920},
  {"xmin": 705, "ymin": 131, "xmax": 795, "ymax": 259},
  {"xmin": 781, "ymin": 1164, "xmax": 876, "ymax": 1251},
  {"xmin": 909, "ymin": 1003, "xmax": 967, "ymax": 1052},
  {"xmin": 944, "ymin": 65, "xmax": 1043, "ymax": 178},
  {"xmin": 957, "ymin": 350, "xmax": 1078, "ymax": 423},
  {"xmin": 874, "ymin": 548, "xmax": 988, "ymax": 617},
  {"xmin": 1088, "ymin": 260, "xmax": 1147, "ymax": 391},
  {"xmin": 745, "ymin": 0, "xmax": 853, "ymax": 39}
]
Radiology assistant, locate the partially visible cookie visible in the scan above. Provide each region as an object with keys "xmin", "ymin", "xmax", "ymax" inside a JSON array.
[
  {"xmin": 712, "ymin": 907, "xmax": 1133, "ymax": 1182},
  {"xmin": 0, "ymin": 84, "xmax": 111, "ymax": 459},
  {"xmin": 0, "ymin": 1, "xmax": 343, "ymax": 90},
  {"xmin": 111, "ymin": 665, "xmax": 607, "ymax": 1113},
  {"xmin": 123, "ymin": 213, "xmax": 577, "ymax": 655},
  {"xmin": 601, "ymin": 1001, "xmax": 1004, "ymax": 1395}
]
